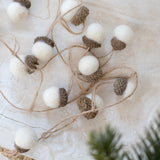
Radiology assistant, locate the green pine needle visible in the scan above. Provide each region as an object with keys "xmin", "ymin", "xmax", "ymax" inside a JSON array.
[
  {"xmin": 131, "ymin": 113, "xmax": 160, "ymax": 160},
  {"xmin": 88, "ymin": 125, "xmax": 124, "ymax": 160},
  {"xmin": 88, "ymin": 113, "xmax": 160, "ymax": 160}
]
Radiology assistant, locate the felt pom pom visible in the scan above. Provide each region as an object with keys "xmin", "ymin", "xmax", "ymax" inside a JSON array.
[
  {"xmin": 114, "ymin": 25, "xmax": 134, "ymax": 44},
  {"xmin": 14, "ymin": 127, "xmax": 38, "ymax": 153},
  {"xmin": 123, "ymin": 79, "xmax": 135, "ymax": 98},
  {"xmin": 25, "ymin": 55, "xmax": 39, "ymax": 74},
  {"xmin": 10, "ymin": 55, "xmax": 27, "ymax": 77},
  {"xmin": 7, "ymin": 1, "xmax": 30, "ymax": 22},
  {"xmin": 61, "ymin": 0, "xmax": 79, "ymax": 21},
  {"xmin": 78, "ymin": 55, "xmax": 99, "ymax": 76},
  {"xmin": 82, "ymin": 23, "xmax": 105, "ymax": 49},
  {"xmin": 43, "ymin": 87, "xmax": 68, "ymax": 108},
  {"xmin": 86, "ymin": 94, "xmax": 104, "ymax": 108},
  {"xmin": 77, "ymin": 94, "xmax": 103, "ymax": 120},
  {"xmin": 113, "ymin": 77, "xmax": 128, "ymax": 95},
  {"xmin": 32, "ymin": 36, "xmax": 54, "ymax": 62},
  {"xmin": 71, "ymin": 6, "xmax": 89, "ymax": 26}
]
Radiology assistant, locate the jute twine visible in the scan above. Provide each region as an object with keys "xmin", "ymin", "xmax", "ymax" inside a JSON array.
[{"xmin": 0, "ymin": 146, "xmax": 34, "ymax": 160}]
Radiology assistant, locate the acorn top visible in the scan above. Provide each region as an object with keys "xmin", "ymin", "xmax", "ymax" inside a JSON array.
[
  {"xmin": 25, "ymin": 55, "xmax": 39, "ymax": 74},
  {"xmin": 81, "ymin": 68, "xmax": 103, "ymax": 82},
  {"xmin": 113, "ymin": 77, "xmax": 128, "ymax": 95},
  {"xmin": 34, "ymin": 36, "xmax": 55, "ymax": 48},
  {"xmin": 14, "ymin": 0, "xmax": 31, "ymax": 9},
  {"xmin": 111, "ymin": 37, "xmax": 126, "ymax": 51},
  {"xmin": 71, "ymin": 6, "xmax": 89, "ymax": 26},
  {"xmin": 59, "ymin": 88, "xmax": 68, "ymax": 107},
  {"xmin": 82, "ymin": 35, "xmax": 101, "ymax": 49},
  {"xmin": 77, "ymin": 96, "xmax": 98, "ymax": 120}
]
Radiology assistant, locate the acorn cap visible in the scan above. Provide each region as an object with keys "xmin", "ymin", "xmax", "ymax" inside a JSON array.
[
  {"xmin": 34, "ymin": 36, "xmax": 55, "ymax": 48},
  {"xmin": 14, "ymin": 0, "xmax": 31, "ymax": 9},
  {"xmin": 14, "ymin": 143, "xmax": 30, "ymax": 153},
  {"xmin": 77, "ymin": 96, "xmax": 98, "ymax": 119},
  {"xmin": 111, "ymin": 37, "xmax": 126, "ymax": 51},
  {"xmin": 82, "ymin": 36, "xmax": 101, "ymax": 49},
  {"xmin": 25, "ymin": 55, "xmax": 39, "ymax": 74},
  {"xmin": 59, "ymin": 88, "xmax": 68, "ymax": 107},
  {"xmin": 81, "ymin": 69, "xmax": 103, "ymax": 82},
  {"xmin": 114, "ymin": 77, "xmax": 128, "ymax": 95},
  {"xmin": 71, "ymin": 6, "xmax": 89, "ymax": 26}
]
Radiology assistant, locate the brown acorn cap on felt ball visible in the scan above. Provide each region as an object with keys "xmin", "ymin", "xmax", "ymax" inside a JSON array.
[
  {"xmin": 43, "ymin": 87, "xmax": 68, "ymax": 108},
  {"xmin": 82, "ymin": 23, "xmax": 106, "ymax": 49},
  {"xmin": 113, "ymin": 77, "xmax": 136, "ymax": 99},
  {"xmin": 32, "ymin": 36, "xmax": 55, "ymax": 62},
  {"xmin": 14, "ymin": 127, "xmax": 38, "ymax": 153},
  {"xmin": 60, "ymin": 0, "xmax": 89, "ymax": 26},
  {"xmin": 25, "ymin": 55, "xmax": 39, "ymax": 74},
  {"xmin": 71, "ymin": 6, "xmax": 89, "ymax": 26},
  {"xmin": 77, "ymin": 94, "xmax": 103, "ymax": 120},
  {"xmin": 78, "ymin": 55, "xmax": 103, "ymax": 82},
  {"xmin": 111, "ymin": 25, "xmax": 134, "ymax": 50},
  {"xmin": 113, "ymin": 77, "xmax": 128, "ymax": 95},
  {"xmin": 7, "ymin": 0, "xmax": 31, "ymax": 22}
]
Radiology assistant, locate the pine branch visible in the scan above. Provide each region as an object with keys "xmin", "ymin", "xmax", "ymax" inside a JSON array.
[
  {"xmin": 131, "ymin": 113, "xmax": 160, "ymax": 160},
  {"xmin": 88, "ymin": 125, "xmax": 124, "ymax": 160},
  {"xmin": 88, "ymin": 113, "xmax": 160, "ymax": 160}
]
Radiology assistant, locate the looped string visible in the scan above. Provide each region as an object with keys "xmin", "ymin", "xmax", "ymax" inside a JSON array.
[
  {"xmin": 39, "ymin": 117, "xmax": 78, "ymax": 140},
  {"xmin": 39, "ymin": 67, "xmax": 138, "ymax": 140}
]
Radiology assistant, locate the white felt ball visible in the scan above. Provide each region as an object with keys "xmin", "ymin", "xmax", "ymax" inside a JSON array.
[
  {"xmin": 79, "ymin": 55, "xmax": 99, "ymax": 76},
  {"xmin": 86, "ymin": 94, "xmax": 103, "ymax": 108},
  {"xmin": 43, "ymin": 87, "xmax": 60, "ymax": 108},
  {"xmin": 7, "ymin": 2, "xmax": 28, "ymax": 22},
  {"xmin": 123, "ymin": 80, "xmax": 135, "ymax": 98},
  {"xmin": 10, "ymin": 55, "xmax": 27, "ymax": 77},
  {"xmin": 61, "ymin": 0, "xmax": 79, "ymax": 21},
  {"xmin": 85, "ymin": 23, "xmax": 105, "ymax": 44},
  {"xmin": 32, "ymin": 42, "xmax": 53, "ymax": 62},
  {"xmin": 114, "ymin": 25, "xmax": 134, "ymax": 44},
  {"xmin": 15, "ymin": 127, "xmax": 38, "ymax": 150}
]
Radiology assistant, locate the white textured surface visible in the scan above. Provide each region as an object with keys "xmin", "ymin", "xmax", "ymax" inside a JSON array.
[{"xmin": 0, "ymin": 0, "xmax": 160, "ymax": 160}]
